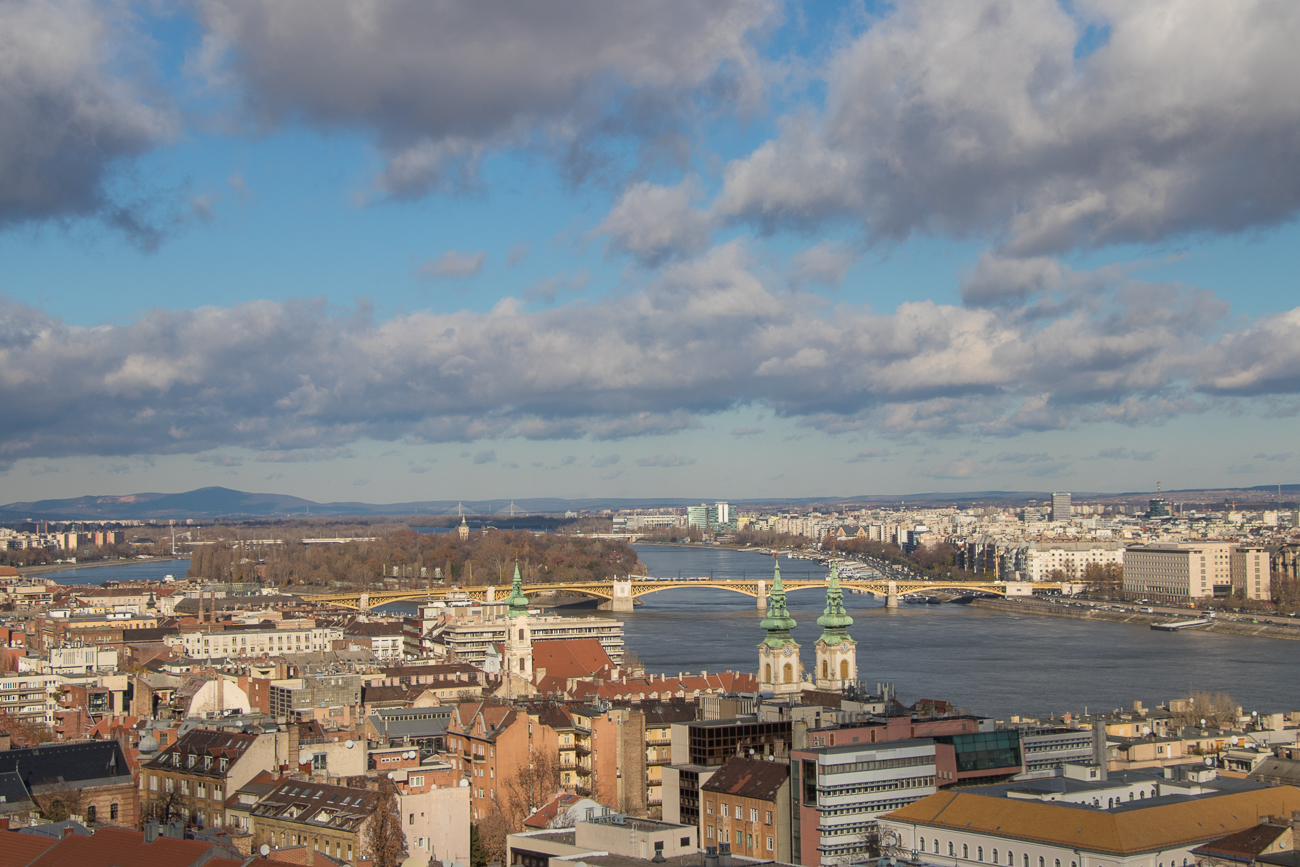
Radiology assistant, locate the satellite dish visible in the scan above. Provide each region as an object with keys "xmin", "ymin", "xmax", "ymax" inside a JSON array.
[
  {"xmin": 460, "ymin": 779, "xmax": 469, "ymax": 787},
  {"xmin": 1229, "ymin": 737, "xmax": 1239, "ymax": 746},
  {"xmin": 444, "ymin": 861, "xmax": 453, "ymax": 867},
  {"xmin": 1204, "ymin": 757, "xmax": 1213, "ymax": 766},
  {"xmin": 1142, "ymin": 726, "xmax": 1151, "ymax": 736},
  {"xmin": 260, "ymin": 845, "xmax": 271, "ymax": 857},
  {"xmin": 345, "ymin": 739, "xmax": 354, "ymax": 749}
]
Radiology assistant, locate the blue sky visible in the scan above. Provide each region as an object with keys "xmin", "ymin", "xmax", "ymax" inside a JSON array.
[{"xmin": 2, "ymin": 0, "xmax": 1299, "ymax": 505}]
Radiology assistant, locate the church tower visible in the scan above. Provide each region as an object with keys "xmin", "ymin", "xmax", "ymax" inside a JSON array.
[
  {"xmin": 503, "ymin": 562, "xmax": 532, "ymax": 681},
  {"xmin": 814, "ymin": 560, "xmax": 857, "ymax": 691},
  {"xmin": 758, "ymin": 558, "xmax": 803, "ymax": 694}
]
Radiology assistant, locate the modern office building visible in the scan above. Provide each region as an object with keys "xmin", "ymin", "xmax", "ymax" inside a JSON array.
[
  {"xmin": 1123, "ymin": 542, "xmax": 1254, "ymax": 601},
  {"xmin": 1051, "ymin": 492, "xmax": 1072, "ymax": 522}
]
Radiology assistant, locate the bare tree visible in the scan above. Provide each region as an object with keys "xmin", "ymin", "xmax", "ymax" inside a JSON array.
[
  {"xmin": 366, "ymin": 776, "xmax": 406, "ymax": 867},
  {"xmin": 504, "ymin": 749, "xmax": 562, "ymax": 829},
  {"xmin": 1172, "ymin": 692, "xmax": 1238, "ymax": 728}
]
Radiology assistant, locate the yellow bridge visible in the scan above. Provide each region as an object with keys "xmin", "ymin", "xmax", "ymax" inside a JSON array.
[{"xmin": 300, "ymin": 576, "xmax": 1063, "ymax": 611}]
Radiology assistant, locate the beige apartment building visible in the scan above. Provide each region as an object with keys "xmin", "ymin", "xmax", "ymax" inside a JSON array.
[{"xmin": 1123, "ymin": 542, "xmax": 1271, "ymax": 602}]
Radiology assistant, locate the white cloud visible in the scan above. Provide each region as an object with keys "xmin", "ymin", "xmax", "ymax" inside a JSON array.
[
  {"xmin": 715, "ymin": 0, "xmax": 1300, "ymax": 254},
  {"xmin": 596, "ymin": 175, "xmax": 712, "ymax": 266},
  {"xmin": 0, "ymin": 245, "xmax": 1293, "ymax": 463}
]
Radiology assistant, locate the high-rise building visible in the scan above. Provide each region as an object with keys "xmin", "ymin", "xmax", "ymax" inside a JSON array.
[{"xmin": 1051, "ymin": 492, "xmax": 1072, "ymax": 522}]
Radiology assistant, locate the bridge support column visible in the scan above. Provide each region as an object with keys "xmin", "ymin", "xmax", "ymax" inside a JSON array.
[
  {"xmin": 486, "ymin": 585, "xmax": 496, "ymax": 603},
  {"xmin": 756, "ymin": 580, "xmax": 767, "ymax": 610},
  {"xmin": 359, "ymin": 593, "xmax": 370, "ymax": 613},
  {"xmin": 610, "ymin": 579, "xmax": 635, "ymax": 612},
  {"xmin": 885, "ymin": 581, "xmax": 898, "ymax": 609}
]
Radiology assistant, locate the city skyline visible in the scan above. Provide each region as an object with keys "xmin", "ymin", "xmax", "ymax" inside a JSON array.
[{"xmin": 3, "ymin": 1, "xmax": 1300, "ymax": 504}]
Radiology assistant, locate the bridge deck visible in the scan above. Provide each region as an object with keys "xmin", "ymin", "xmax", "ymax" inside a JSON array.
[{"xmin": 298, "ymin": 576, "xmax": 1054, "ymax": 610}]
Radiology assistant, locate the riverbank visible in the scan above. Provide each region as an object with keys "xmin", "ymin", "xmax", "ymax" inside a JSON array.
[
  {"xmin": 971, "ymin": 598, "xmax": 1300, "ymax": 642},
  {"xmin": 17, "ymin": 556, "xmax": 189, "ymax": 578}
]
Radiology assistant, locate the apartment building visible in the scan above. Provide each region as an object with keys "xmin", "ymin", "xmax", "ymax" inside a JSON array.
[
  {"xmin": 141, "ymin": 728, "xmax": 279, "ymax": 829},
  {"xmin": 169, "ymin": 623, "xmax": 343, "ymax": 659},
  {"xmin": 700, "ymin": 757, "xmax": 790, "ymax": 861},
  {"xmin": 792, "ymin": 738, "xmax": 940, "ymax": 866},
  {"xmin": 0, "ymin": 672, "xmax": 65, "ymax": 725},
  {"xmin": 250, "ymin": 779, "xmax": 383, "ymax": 863},
  {"xmin": 1122, "ymin": 542, "xmax": 1268, "ymax": 601},
  {"xmin": 443, "ymin": 701, "xmax": 559, "ymax": 821}
]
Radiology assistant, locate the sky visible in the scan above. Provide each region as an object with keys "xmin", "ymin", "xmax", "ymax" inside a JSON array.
[{"xmin": 2, "ymin": 0, "xmax": 1299, "ymax": 506}]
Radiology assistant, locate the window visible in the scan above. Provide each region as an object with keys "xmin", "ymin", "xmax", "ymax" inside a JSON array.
[
  {"xmin": 749, "ymin": 808, "xmax": 758, "ymax": 823},
  {"xmin": 920, "ymin": 840, "xmax": 926, "ymax": 852},
  {"xmin": 681, "ymin": 838, "xmax": 690, "ymax": 847},
  {"xmin": 993, "ymin": 850, "xmax": 998, "ymax": 862},
  {"xmin": 766, "ymin": 837, "xmax": 774, "ymax": 852},
  {"xmin": 979, "ymin": 847, "xmax": 984, "ymax": 862},
  {"xmin": 410, "ymin": 814, "xmax": 415, "ymax": 825},
  {"xmin": 765, "ymin": 811, "xmax": 773, "ymax": 825},
  {"xmin": 86, "ymin": 806, "xmax": 96, "ymax": 823},
  {"xmin": 110, "ymin": 803, "xmax": 119, "ymax": 821},
  {"xmin": 734, "ymin": 806, "xmax": 741, "ymax": 820},
  {"xmin": 950, "ymin": 843, "xmax": 955, "ymax": 856},
  {"xmin": 735, "ymin": 830, "xmax": 742, "ymax": 845},
  {"xmin": 963, "ymin": 846, "xmax": 969, "ymax": 859},
  {"xmin": 706, "ymin": 802, "xmax": 714, "ymax": 815},
  {"xmin": 707, "ymin": 826, "xmax": 714, "ymax": 840}
]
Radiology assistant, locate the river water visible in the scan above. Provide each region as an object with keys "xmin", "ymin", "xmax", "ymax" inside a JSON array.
[
  {"xmin": 43, "ymin": 547, "xmax": 1300, "ymax": 720},
  {"xmin": 623, "ymin": 545, "xmax": 1300, "ymax": 721},
  {"xmin": 31, "ymin": 558, "xmax": 191, "ymax": 586}
]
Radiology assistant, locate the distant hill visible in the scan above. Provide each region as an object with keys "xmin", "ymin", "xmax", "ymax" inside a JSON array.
[{"xmin": 2, "ymin": 483, "xmax": 1294, "ymax": 521}]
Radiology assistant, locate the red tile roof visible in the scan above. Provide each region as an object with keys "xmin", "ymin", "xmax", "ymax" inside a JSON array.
[
  {"xmin": 22, "ymin": 827, "xmax": 218, "ymax": 867},
  {"xmin": 0, "ymin": 831, "xmax": 57, "ymax": 867}
]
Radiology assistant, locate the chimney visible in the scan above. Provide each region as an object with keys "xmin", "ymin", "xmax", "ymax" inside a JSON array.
[
  {"xmin": 144, "ymin": 820, "xmax": 161, "ymax": 843},
  {"xmin": 705, "ymin": 846, "xmax": 719, "ymax": 867},
  {"xmin": 288, "ymin": 722, "xmax": 300, "ymax": 768},
  {"xmin": 719, "ymin": 842, "xmax": 733, "ymax": 867},
  {"xmin": 1092, "ymin": 723, "xmax": 1109, "ymax": 781}
]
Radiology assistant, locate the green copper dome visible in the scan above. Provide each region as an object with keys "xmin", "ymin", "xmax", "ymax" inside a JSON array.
[
  {"xmin": 816, "ymin": 560, "xmax": 855, "ymax": 645},
  {"xmin": 505, "ymin": 562, "xmax": 530, "ymax": 616},
  {"xmin": 759, "ymin": 559, "xmax": 799, "ymax": 647}
]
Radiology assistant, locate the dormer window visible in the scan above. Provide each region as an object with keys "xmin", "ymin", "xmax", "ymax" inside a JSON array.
[{"xmin": 204, "ymin": 755, "xmax": 213, "ymax": 770}]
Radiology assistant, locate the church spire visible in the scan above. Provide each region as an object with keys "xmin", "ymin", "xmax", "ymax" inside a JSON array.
[
  {"xmin": 759, "ymin": 557, "xmax": 797, "ymax": 645},
  {"xmin": 816, "ymin": 560, "xmax": 853, "ymax": 643},
  {"xmin": 506, "ymin": 561, "xmax": 530, "ymax": 616}
]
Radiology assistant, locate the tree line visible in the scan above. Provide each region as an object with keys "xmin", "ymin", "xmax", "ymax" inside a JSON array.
[{"xmin": 187, "ymin": 525, "xmax": 642, "ymax": 589}]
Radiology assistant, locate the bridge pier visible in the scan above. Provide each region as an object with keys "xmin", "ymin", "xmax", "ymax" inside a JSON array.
[
  {"xmin": 885, "ymin": 581, "xmax": 898, "ymax": 609},
  {"xmin": 486, "ymin": 585, "xmax": 496, "ymax": 603},
  {"xmin": 359, "ymin": 592, "xmax": 369, "ymax": 613},
  {"xmin": 610, "ymin": 579, "xmax": 635, "ymax": 612},
  {"xmin": 756, "ymin": 580, "xmax": 767, "ymax": 610}
]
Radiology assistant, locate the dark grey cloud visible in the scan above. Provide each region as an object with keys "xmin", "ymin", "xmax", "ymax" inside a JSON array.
[
  {"xmin": 198, "ymin": 0, "xmax": 774, "ymax": 198},
  {"xmin": 416, "ymin": 249, "xmax": 486, "ymax": 279},
  {"xmin": 0, "ymin": 0, "xmax": 177, "ymax": 239},
  {"xmin": 0, "ymin": 242, "xmax": 1295, "ymax": 464},
  {"xmin": 715, "ymin": 0, "xmax": 1300, "ymax": 255}
]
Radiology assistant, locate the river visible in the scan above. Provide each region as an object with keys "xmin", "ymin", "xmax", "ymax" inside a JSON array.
[
  {"xmin": 622, "ymin": 544, "xmax": 1300, "ymax": 721},
  {"xmin": 29, "ymin": 558, "xmax": 191, "ymax": 586},
  {"xmin": 47, "ymin": 547, "xmax": 1300, "ymax": 721}
]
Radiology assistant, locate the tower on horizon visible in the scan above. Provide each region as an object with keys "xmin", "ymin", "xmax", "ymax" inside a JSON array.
[{"xmin": 1051, "ymin": 492, "xmax": 1072, "ymax": 522}]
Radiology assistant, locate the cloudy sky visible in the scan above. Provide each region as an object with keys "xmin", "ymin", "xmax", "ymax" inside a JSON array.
[{"xmin": 2, "ymin": 0, "xmax": 1299, "ymax": 505}]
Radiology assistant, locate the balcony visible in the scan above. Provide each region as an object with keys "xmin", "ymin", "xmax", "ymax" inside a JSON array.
[
  {"xmin": 646, "ymin": 738, "xmax": 672, "ymax": 747},
  {"xmin": 574, "ymin": 765, "xmax": 592, "ymax": 777},
  {"xmin": 575, "ymin": 784, "xmax": 593, "ymax": 797},
  {"xmin": 573, "ymin": 743, "xmax": 592, "ymax": 756}
]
